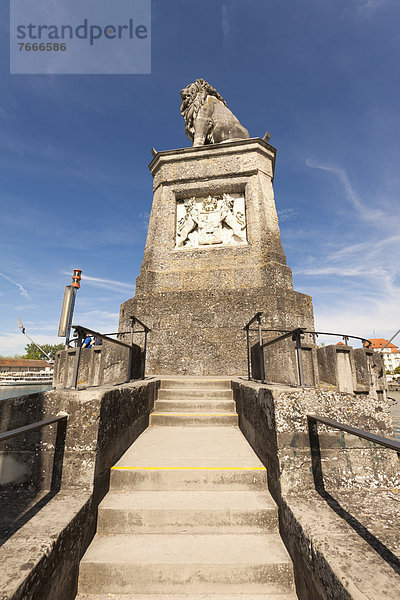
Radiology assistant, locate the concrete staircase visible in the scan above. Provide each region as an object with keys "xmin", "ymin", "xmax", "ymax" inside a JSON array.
[{"xmin": 76, "ymin": 378, "xmax": 298, "ymax": 599}]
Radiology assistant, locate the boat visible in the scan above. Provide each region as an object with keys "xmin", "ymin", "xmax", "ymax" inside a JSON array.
[{"xmin": 0, "ymin": 371, "xmax": 53, "ymax": 386}]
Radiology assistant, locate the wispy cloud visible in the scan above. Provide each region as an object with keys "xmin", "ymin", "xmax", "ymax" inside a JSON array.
[
  {"xmin": 300, "ymin": 158, "xmax": 400, "ymax": 340},
  {"xmin": 221, "ymin": 5, "xmax": 231, "ymax": 39},
  {"xmin": 0, "ymin": 272, "xmax": 30, "ymax": 298},
  {"xmin": 306, "ymin": 159, "xmax": 383, "ymax": 222},
  {"xmin": 0, "ymin": 332, "xmax": 61, "ymax": 356},
  {"xmin": 343, "ymin": 0, "xmax": 395, "ymax": 19},
  {"xmin": 61, "ymin": 271, "xmax": 133, "ymax": 293},
  {"xmin": 278, "ymin": 208, "xmax": 298, "ymax": 223},
  {"xmin": 306, "ymin": 158, "xmax": 398, "ymax": 229}
]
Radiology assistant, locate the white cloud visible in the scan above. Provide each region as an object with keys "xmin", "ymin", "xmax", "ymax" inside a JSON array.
[
  {"xmin": 278, "ymin": 208, "xmax": 298, "ymax": 223},
  {"xmin": 0, "ymin": 332, "xmax": 61, "ymax": 356},
  {"xmin": 343, "ymin": 0, "xmax": 395, "ymax": 19},
  {"xmin": 61, "ymin": 271, "xmax": 133, "ymax": 293},
  {"xmin": 305, "ymin": 158, "xmax": 393, "ymax": 226},
  {"xmin": 301, "ymin": 159, "xmax": 400, "ymax": 342},
  {"xmin": 222, "ymin": 5, "xmax": 231, "ymax": 39},
  {"xmin": 0, "ymin": 272, "xmax": 30, "ymax": 298}
]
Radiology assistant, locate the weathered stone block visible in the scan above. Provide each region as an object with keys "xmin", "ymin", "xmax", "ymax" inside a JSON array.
[
  {"xmin": 251, "ymin": 339, "xmax": 318, "ymax": 387},
  {"xmin": 119, "ymin": 138, "xmax": 314, "ymax": 375},
  {"xmin": 53, "ymin": 342, "xmax": 142, "ymax": 389},
  {"xmin": 317, "ymin": 345, "xmax": 356, "ymax": 392}
]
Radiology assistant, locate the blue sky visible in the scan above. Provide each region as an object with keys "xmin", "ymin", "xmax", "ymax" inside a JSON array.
[{"xmin": 1, "ymin": 0, "xmax": 399, "ymax": 355}]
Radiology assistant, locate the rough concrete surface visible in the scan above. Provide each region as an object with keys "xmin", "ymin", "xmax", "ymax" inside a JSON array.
[
  {"xmin": 232, "ymin": 378, "xmax": 400, "ymax": 600},
  {"xmin": 77, "ymin": 378, "xmax": 298, "ymax": 598},
  {"xmin": 0, "ymin": 379, "xmax": 158, "ymax": 600},
  {"xmin": 119, "ymin": 139, "xmax": 315, "ymax": 375}
]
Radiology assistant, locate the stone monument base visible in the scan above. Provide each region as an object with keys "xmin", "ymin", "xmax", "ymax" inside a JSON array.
[
  {"xmin": 120, "ymin": 287, "xmax": 313, "ymax": 376},
  {"xmin": 119, "ymin": 138, "xmax": 315, "ymax": 376}
]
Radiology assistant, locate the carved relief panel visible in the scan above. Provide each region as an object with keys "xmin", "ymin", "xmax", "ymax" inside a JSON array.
[{"xmin": 175, "ymin": 193, "xmax": 247, "ymax": 249}]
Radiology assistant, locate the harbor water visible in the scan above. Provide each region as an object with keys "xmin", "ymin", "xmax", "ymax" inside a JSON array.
[
  {"xmin": 389, "ymin": 390, "xmax": 400, "ymax": 440},
  {"xmin": 0, "ymin": 384, "xmax": 53, "ymax": 401}
]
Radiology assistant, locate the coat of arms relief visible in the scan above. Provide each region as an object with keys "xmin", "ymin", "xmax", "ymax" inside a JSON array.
[{"xmin": 175, "ymin": 193, "xmax": 247, "ymax": 249}]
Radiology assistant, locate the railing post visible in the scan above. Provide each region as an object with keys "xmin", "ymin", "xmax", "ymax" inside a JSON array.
[
  {"xmin": 294, "ymin": 329, "xmax": 305, "ymax": 387},
  {"xmin": 51, "ymin": 412, "xmax": 68, "ymax": 492},
  {"xmin": 246, "ymin": 327, "xmax": 251, "ymax": 380},
  {"xmin": 143, "ymin": 328, "xmax": 148, "ymax": 379},
  {"xmin": 126, "ymin": 317, "xmax": 135, "ymax": 383},
  {"xmin": 71, "ymin": 329, "xmax": 84, "ymax": 389},
  {"xmin": 307, "ymin": 416, "xmax": 324, "ymax": 491},
  {"xmin": 258, "ymin": 314, "xmax": 265, "ymax": 384}
]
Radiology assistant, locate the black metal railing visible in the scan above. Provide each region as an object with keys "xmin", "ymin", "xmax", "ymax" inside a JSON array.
[
  {"xmin": 0, "ymin": 413, "xmax": 68, "ymax": 444},
  {"xmin": 307, "ymin": 415, "xmax": 400, "ymax": 460},
  {"xmin": 307, "ymin": 415, "xmax": 400, "ymax": 573},
  {"xmin": 68, "ymin": 315, "xmax": 150, "ymax": 389},
  {"xmin": 244, "ymin": 312, "xmax": 265, "ymax": 383},
  {"xmin": 0, "ymin": 413, "xmax": 68, "ymax": 542},
  {"xmin": 244, "ymin": 312, "xmax": 371, "ymax": 385},
  {"xmin": 0, "ymin": 413, "xmax": 68, "ymax": 491}
]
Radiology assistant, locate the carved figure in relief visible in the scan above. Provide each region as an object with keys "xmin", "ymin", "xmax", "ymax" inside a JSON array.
[
  {"xmin": 176, "ymin": 197, "xmax": 198, "ymax": 248},
  {"xmin": 180, "ymin": 78, "xmax": 250, "ymax": 147},
  {"xmin": 175, "ymin": 194, "xmax": 247, "ymax": 249}
]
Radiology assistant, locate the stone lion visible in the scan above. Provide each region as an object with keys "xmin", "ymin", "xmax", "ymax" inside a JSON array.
[{"xmin": 180, "ymin": 78, "xmax": 250, "ymax": 147}]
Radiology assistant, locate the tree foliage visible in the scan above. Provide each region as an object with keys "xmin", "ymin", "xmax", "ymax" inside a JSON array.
[
  {"xmin": 24, "ymin": 343, "xmax": 64, "ymax": 361},
  {"xmin": 394, "ymin": 366, "xmax": 400, "ymax": 375}
]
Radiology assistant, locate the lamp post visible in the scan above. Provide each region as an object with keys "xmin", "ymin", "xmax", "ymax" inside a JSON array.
[{"xmin": 58, "ymin": 269, "xmax": 82, "ymax": 345}]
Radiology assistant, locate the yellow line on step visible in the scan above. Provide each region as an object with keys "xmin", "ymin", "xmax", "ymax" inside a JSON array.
[
  {"xmin": 151, "ymin": 413, "xmax": 235, "ymax": 416},
  {"xmin": 111, "ymin": 466, "xmax": 266, "ymax": 471}
]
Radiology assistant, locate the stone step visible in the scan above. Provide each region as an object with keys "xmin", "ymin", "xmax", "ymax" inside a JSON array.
[
  {"xmin": 154, "ymin": 398, "xmax": 236, "ymax": 412},
  {"xmin": 97, "ymin": 490, "xmax": 278, "ymax": 533},
  {"xmin": 110, "ymin": 427, "xmax": 267, "ymax": 491},
  {"xmin": 76, "ymin": 593, "xmax": 298, "ymax": 599},
  {"xmin": 78, "ymin": 533, "xmax": 294, "ymax": 595},
  {"xmin": 159, "ymin": 378, "xmax": 232, "ymax": 390},
  {"xmin": 149, "ymin": 413, "xmax": 238, "ymax": 426},
  {"xmin": 110, "ymin": 466, "xmax": 268, "ymax": 491},
  {"xmin": 158, "ymin": 388, "xmax": 233, "ymax": 400}
]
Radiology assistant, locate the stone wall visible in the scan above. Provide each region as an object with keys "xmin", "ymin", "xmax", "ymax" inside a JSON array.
[
  {"xmin": 250, "ymin": 341, "xmax": 386, "ymax": 398},
  {"xmin": 317, "ymin": 345, "xmax": 387, "ymax": 398},
  {"xmin": 0, "ymin": 379, "xmax": 159, "ymax": 600},
  {"xmin": 232, "ymin": 379, "xmax": 400, "ymax": 599},
  {"xmin": 53, "ymin": 340, "xmax": 142, "ymax": 389},
  {"xmin": 119, "ymin": 138, "xmax": 315, "ymax": 376},
  {"xmin": 251, "ymin": 338, "xmax": 319, "ymax": 387}
]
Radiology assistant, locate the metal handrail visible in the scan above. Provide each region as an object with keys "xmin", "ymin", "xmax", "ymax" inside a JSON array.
[
  {"xmin": 260, "ymin": 327, "xmax": 306, "ymax": 349},
  {"xmin": 244, "ymin": 312, "xmax": 373, "ymax": 386},
  {"xmin": 72, "ymin": 326, "xmax": 131, "ymax": 348},
  {"xmin": 243, "ymin": 312, "xmax": 265, "ymax": 382},
  {"xmin": 247, "ymin": 328, "xmax": 371, "ymax": 348},
  {"xmin": 243, "ymin": 312, "xmax": 263, "ymax": 331},
  {"xmin": 67, "ymin": 316, "xmax": 151, "ymax": 389},
  {"xmin": 307, "ymin": 414, "xmax": 400, "ymax": 571},
  {"xmin": 307, "ymin": 415, "xmax": 400, "ymax": 455},
  {"xmin": 0, "ymin": 413, "xmax": 68, "ymax": 509},
  {"xmin": 0, "ymin": 413, "xmax": 68, "ymax": 444}
]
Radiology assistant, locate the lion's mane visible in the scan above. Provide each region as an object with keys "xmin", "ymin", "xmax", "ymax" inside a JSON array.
[{"xmin": 180, "ymin": 78, "xmax": 227, "ymax": 142}]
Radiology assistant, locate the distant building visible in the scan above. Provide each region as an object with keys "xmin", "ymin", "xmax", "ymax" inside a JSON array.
[
  {"xmin": 0, "ymin": 358, "xmax": 53, "ymax": 373},
  {"xmin": 368, "ymin": 338, "xmax": 400, "ymax": 373}
]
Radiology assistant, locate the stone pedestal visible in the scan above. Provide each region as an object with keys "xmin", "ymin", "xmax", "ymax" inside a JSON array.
[{"xmin": 119, "ymin": 138, "xmax": 315, "ymax": 375}]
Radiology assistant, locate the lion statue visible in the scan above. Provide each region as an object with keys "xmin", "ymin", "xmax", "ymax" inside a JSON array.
[{"xmin": 180, "ymin": 78, "xmax": 250, "ymax": 147}]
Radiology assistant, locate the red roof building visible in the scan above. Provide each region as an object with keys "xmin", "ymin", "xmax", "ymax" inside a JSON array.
[
  {"xmin": 367, "ymin": 338, "xmax": 400, "ymax": 372},
  {"xmin": 0, "ymin": 358, "xmax": 53, "ymax": 372}
]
